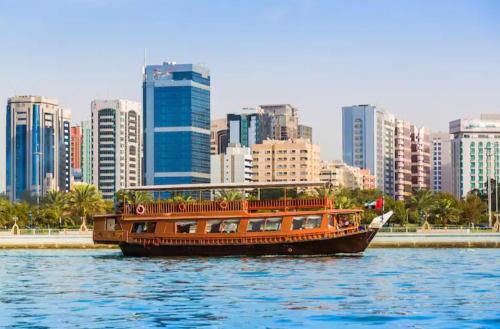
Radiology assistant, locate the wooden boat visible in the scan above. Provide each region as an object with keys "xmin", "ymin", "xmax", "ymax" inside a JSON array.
[{"xmin": 93, "ymin": 182, "xmax": 391, "ymax": 257}]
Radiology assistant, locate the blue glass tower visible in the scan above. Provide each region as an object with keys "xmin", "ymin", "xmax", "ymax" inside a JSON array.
[
  {"xmin": 143, "ymin": 62, "xmax": 211, "ymax": 185},
  {"xmin": 5, "ymin": 96, "xmax": 71, "ymax": 201}
]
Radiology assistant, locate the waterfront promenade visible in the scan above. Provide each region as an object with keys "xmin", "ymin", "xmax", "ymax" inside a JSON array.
[{"xmin": 1, "ymin": 230, "xmax": 499, "ymax": 248}]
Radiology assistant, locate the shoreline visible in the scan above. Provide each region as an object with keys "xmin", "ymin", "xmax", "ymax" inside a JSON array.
[{"xmin": 0, "ymin": 232, "xmax": 499, "ymax": 249}]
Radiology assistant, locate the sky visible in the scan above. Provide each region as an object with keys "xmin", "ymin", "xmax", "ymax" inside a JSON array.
[{"xmin": 1, "ymin": 0, "xmax": 499, "ymax": 190}]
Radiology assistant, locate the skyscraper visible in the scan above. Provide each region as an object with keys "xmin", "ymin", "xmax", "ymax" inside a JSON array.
[
  {"xmin": 5, "ymin": 96, "xmax": 72, "ymax": 201},
  {"xmin": 342, "ymin": 105, "xmax": 395, "ymax": 195},
  {"xmin": 450, "ymin": 114, "xmax": 500, "ymax": 198},
  {"xmin": 143, "ymin": 62, "xmax": 211, "ymax": 185},
  {"xmin": 81, "ymin": 119, "xmax": 92, "ymax": 184},
  {"xmin": 410, "ymin": 126, "xmax": 431, "ymax": 191},
  {"xmin": 91, "ymin": 99, "xmax": 142, "ymax": 199},
  {"xmin": 394, "ymin": 119, "xmax": 412, "ymax": 200}
]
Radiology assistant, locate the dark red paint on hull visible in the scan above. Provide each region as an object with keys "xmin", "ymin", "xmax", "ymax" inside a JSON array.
[{"xmin": 119, "ymin": 229, "xmax": 378, "ymax": 257}]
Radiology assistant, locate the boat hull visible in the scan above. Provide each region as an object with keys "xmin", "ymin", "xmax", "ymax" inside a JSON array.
[{"xmin": 119, "ymin": 229, "xmax": 378, "ymax": 257}]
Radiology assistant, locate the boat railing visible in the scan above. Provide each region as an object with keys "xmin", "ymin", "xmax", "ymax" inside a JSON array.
[
  {"xmin": 247, "ymin": 198, "xmax": 333, "ymax": 211},
  {"xmin": 124, "ymin": 200, "xmax": 248, "ymax": 215},
  {"xmin": 122, "ymin": 198, "xmax": 333, "ymax": 216}
]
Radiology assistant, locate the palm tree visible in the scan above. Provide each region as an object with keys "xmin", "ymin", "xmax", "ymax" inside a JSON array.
[
  {"xmin": 215, "ymin": 190, "xmax": 243, "ymax": 201},
  {"xmin": 68, "ymin": 184, "xmax": 104, "ymax": 231},
  {"xmin": 315, "ymin": 186, "xmax": 335, "ymax": 199},
  {"xmin": 408, "ymin": 189, "xmax": 434, "ymax": 225},
  {"xmin": 42, "ymin": 190, "xmax": 68, "ymax": 227},
  {"xmin": 431, "ymin": 198, "xmax": 460, "ymax": 227},
  {"xmin": 0, "ymin": 197, "xmax": 15, "ymax": 228}
]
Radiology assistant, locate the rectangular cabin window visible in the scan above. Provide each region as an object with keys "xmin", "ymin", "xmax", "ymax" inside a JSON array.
[
  {"xmin": 176, "ymin": 221, "xmax": 197, "ymax": 234},
  {"xmin": 328, "ymin": 215, "xmax": 334, "ymax": 227},
  {"xmin": 206, "ymin": 220, "xmax": 222, "ymax": 233},
  {"xmin": 292, "ymin": 215, "xmax": 322, "ymax": 230},
  {"xmin": 206, "ymin": 220, "xmax": 240, "ymax": 233},
  {"xmin": 132, "ymin": 222, "xmax": 156, "ymax": 234},
  {"xmin": 247, "ymin": 218, "xmax": 282, "ymax": 232},
  {"xmin": 106, "ymin": 218, "xmax": 116, "ymax": 231}
]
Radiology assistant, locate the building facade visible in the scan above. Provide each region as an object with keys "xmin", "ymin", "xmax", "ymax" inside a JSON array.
[
  {"xmin": 342, "ymin": 104, "xmax": 395, "ymax": 195},
  {"xmin": 211, "ymin": 144, "xmax": 252, "ymax": 183},
  {"xmin": 450, "ymin": 114, "xmax": 500, "ymax": 198},
  {"xmin": 143, "ymin": 62, "xmax": 211, "ymax": 185},
  {"xmin": 298, "ymin": 124, "xmax": 313, "ymax": 142},
  {"xmin": 5, "ymin": 96, "xmax": 72, "ymax": 201},
  {"xmin": 81, "ymin": 119, "xmax": 92, "ymax": 184},
  {"xmin": 210, "ymin": 118, "xmax": 228, "ymax": 155},
  {"xmin": 320, "ymin": 160, "xmax": 375, "ymax": 190},
  {"xmin": 91, "ymin": 99, "xmax": 142, "ymax": 199},
  {"xmin": 394, "ymin": 119, "xmax": 412, "ymax": 200},
  {"xmin": 258, "ymin": 104, "xmax": 299, "ymax": 141},
  {"xmin": 251, "ymin": 139, "xmax": 320, "ymax": 182},
  {"xmin": 410, "ymin": 126, "xmax": 431, "ymax": 191},
  {"xmin": 430, "ymin": 132, "xmax": 453, "ymax": 193},
  {"xmin": 227, "ymin": 108, "xmax": 266, "ymax": 148},
  {"xmin": 70, "ymin": 125, "xmax": 82, "ymax": 182}
]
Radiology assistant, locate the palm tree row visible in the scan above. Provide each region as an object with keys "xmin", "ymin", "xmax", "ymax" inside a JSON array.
[{"xmin": 0, "ymin": 184, "xmax": 112, "ymax": 230}]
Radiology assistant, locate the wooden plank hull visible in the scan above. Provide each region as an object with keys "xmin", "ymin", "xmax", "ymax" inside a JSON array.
[{"xmin": 119, "ymin": 229, "xmax": 378, "ymax": 257}]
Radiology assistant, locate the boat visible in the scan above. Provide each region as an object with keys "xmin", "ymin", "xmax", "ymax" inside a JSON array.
[{"xmin": 93, "ymin": 182, "xmax": 391, "ymax": 257}]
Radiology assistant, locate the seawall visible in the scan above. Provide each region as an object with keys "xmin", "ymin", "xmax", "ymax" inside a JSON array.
[{"xmin": 0, "ymin": 232, "xmax": 499, "ymax": 249}]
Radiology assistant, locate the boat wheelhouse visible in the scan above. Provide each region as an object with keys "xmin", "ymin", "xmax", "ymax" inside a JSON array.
[{"xmin": 93, "ymin": 182, "xmax": 389, "ymax": 256}]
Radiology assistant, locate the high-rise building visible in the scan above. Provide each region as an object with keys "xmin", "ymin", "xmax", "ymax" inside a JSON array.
[
  {"xmin": 342, "ymin": 105, "xmax": 395, "ymax": 196},
  {"xmin": 252, "ymin": 139, "xmax": 320, "ymax": 182},
  {"xmin": 70, "ymin": 125, "xmax": 82, "ymax": 182},
  {"xmin": 143, "ymin": 62, "xmax": 211, "ymax": 185},
  {"xmin": 410, "ymin": 126, "xmax": 431, "ymax": 191},
  {"xmin": 450, "ymin": 114, "xmax": 500, "ymax": 198},
  {"xmin": 394, "ymin": 119, "xmax": 412, "ymax": 200},
  {"xmin": 430, "ymin": 132, "xmax": 453, "ymax": 193},
  {"xmin": 211, "ymin": 143, "xmax": 252, "ymax": 183},
  {"xmin": 81, "ymin": 119, "xmax": 92, "ymax": 184},
  {"xmin": 298, "ymin": 124, "xmax": 313, "ymax": 142},
  {"xmin": 5, "ymin": 96, "xmax": 72, "ymax": 201},
  {"xmin": 210, "ymin": 118, "xmax": 228, "ymax": 155},
  {"xmin": 258, "ymin": 104, "xmax": 299, "ymax": 140},
  {"xmin": 91, "ymin": 99, "xmax": 142, "ymax": 199},
  {"xmin": 227, "ymin": 108, "xmax": 266, "ymax": 148}
]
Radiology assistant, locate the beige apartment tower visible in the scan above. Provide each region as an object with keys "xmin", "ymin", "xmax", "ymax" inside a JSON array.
[{"xmin": 251, "ymin": 139, "xmax": 320, "ymax": 182}]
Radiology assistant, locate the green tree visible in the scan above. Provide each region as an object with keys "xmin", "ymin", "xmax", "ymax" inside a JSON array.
[
  {"xmin": 408, "ymin": 189, "xmax": 434, "ymax": 223},
  {"xmin": 42, "ymin": 190, "xmax": 68, "ymax": 227},
  {"xmin": 430, "ymin": 195, "xmax": 460, "ymax": 226},
  {"xmin": 459, "ymin": 193, "xmax": 488, "ymax": 225},
  {"xmin": 0, "ymin": 197, "xmax": 16, "ymax": 228},
  {"xmin": 68, "ymin": 184, "xmax": 104, "ymax": 231}
]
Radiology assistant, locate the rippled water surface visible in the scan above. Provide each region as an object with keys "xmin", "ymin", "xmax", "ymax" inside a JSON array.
[{"xmin": 0, "ymin": 249, "xmax": 499, "ymax": 328}]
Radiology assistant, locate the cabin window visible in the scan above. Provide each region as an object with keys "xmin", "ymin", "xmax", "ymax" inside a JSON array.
[
  {"xmin": 328, "ymin": 215, "xmax": 334, "ymax": 227},
  {"xmin": 221, "ymin": 220, "xmax": 240, "ymax": 233},
  {"xmin": 247, "ymin": 218, "xmax": 282, "ymax": 232},
  {"xmin": 132, "ymin": 221, "xmax": 156, "ymax": 234},
  {"xmin": 292, "ymin": 215, "xmax": 322, "ymax": 230},
  {"xmin": 206, "ymin": 220, "xmax": 222, "ymax": 233},
  {"xmin": 106, "ymin": 218, "xmax": 116, "ymax": 231},
  {"xmin": 206, "ymin": 220, "xmax": 240, "ymax": 233},
  {"xmin": 176, "ymin": 221, "xmax": 197, "ymax": 234}
]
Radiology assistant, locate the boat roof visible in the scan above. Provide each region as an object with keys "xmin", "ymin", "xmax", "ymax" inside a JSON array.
[{"xmin": 125, "ymin": 181, "xmax": 328, "ymax": 192}]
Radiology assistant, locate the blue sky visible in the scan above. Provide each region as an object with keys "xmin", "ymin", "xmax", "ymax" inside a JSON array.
[{"xmin": 1, "ymin": 0, "xmax": 499, "ymax": 188}]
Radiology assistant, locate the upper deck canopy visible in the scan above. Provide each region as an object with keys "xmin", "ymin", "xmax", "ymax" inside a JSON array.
[{"xmin": 125, "ymin": 181, "xmax": 329, "ymax": 192}]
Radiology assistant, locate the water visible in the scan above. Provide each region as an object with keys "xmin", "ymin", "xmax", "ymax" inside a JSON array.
[{"xmin": 0, "ymin": 249, "xmax": 498, "ymax": 328}]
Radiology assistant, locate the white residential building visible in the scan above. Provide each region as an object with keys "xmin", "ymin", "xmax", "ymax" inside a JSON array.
[
  {"xmin": 211, "ymin": 144, "xmax": 252, "ymax": 183},
  {"xmin": 450, "ymin": 114, "xmax": 500, "ymax": 198},
  {"xmin": 91, "ymin": 99, "xmax": 142, "ymax": 199}
]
